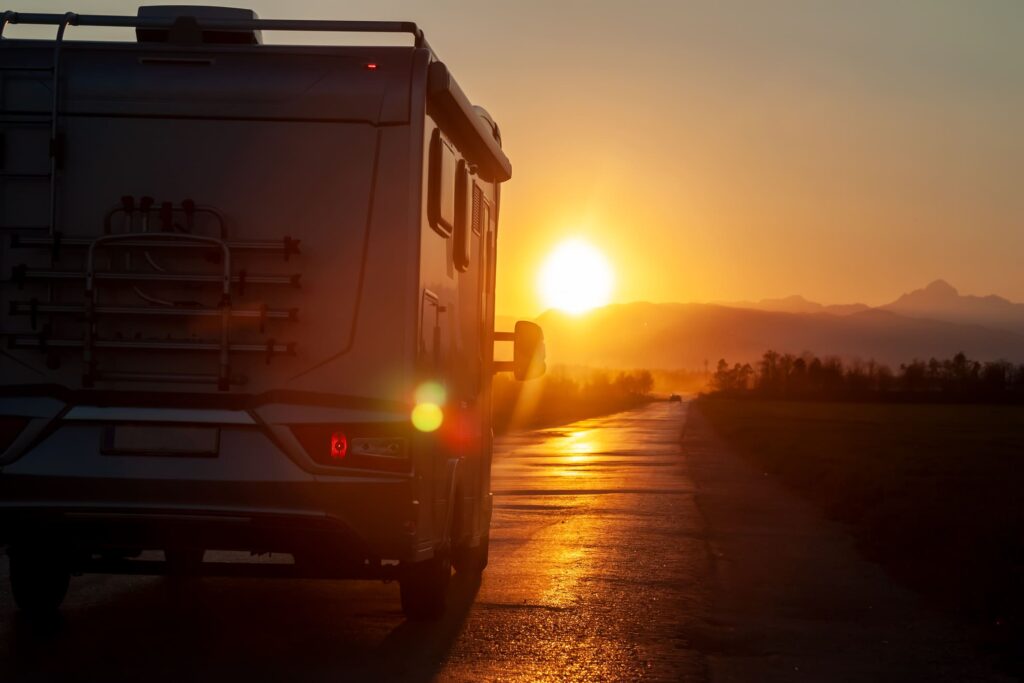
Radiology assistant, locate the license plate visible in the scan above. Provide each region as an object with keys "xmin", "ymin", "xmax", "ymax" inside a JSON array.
[{"xmin": 102, "ymin": 425, "xmax": 220, "ymax": 457}]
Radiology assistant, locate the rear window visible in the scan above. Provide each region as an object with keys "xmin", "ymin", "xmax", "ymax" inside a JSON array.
[
  {"xmin": 428, "ymin": 130, "xmax": 457, "ymax": 236},
  {"xmin": 453, "ymin": 161, "xmax": 471, "ymax": 272}
]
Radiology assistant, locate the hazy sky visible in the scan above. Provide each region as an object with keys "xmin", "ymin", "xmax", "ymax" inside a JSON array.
[{"xmin": 15, "ymin": 1, "xmax": 1024, "ymax": 315}]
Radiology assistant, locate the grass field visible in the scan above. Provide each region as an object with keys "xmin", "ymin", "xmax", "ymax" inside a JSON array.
[{"xmin": 695, "ymin": 397, "xmax": 1024, "ymax": 662}]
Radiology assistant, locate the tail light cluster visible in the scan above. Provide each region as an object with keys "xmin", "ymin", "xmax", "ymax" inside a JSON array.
[{"xmin": 289, "ymin": 423, "xmax": 410, "ymax": 473}]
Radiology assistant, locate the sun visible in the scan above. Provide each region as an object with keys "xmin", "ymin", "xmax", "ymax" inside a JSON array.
[{"xmin": 539, "ymin": 239, "xmax": 614, "ymax": 315}]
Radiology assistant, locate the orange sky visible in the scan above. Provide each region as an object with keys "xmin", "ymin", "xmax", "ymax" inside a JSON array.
[{"xmin": 21, "ymin": 1, "xmax": 1024, "ymax": 317}]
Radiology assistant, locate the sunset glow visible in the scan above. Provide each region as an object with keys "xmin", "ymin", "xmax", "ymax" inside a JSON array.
[
  {"xmin": 2, "ymin": 3, "xmax": 1019, "ymax": 677},
  {"xmin": 538, "ymin": 239, "xmax": 614, "ymax": 315}
]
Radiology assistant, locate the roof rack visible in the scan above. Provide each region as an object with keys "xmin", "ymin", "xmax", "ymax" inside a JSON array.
[
  {"xmin": 0, "ymin": 11, "xmax": 430, "ymax": 51},
  {"xmin": 0, "ymin": 9, "xmax": 516, "ymax": 181}
]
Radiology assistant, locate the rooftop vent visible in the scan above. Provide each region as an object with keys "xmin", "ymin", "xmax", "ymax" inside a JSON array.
[{"xmin": 136, "ymin": 5, "xmax": 263, "ymax": 45}]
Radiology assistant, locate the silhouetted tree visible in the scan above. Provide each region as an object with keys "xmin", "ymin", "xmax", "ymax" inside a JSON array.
[
  {"xmin": 704, "ymin": 350, "xmax": 1024, "ymax": 403},
  {"xmin": 712, "ymin": 359, "xmax": 753, "ymax": 394}
]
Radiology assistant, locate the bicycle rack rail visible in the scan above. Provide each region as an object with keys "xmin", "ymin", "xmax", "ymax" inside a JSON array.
[{"xmin": 6, "ymin": 201, "xmax": 303, "ymax": 390}]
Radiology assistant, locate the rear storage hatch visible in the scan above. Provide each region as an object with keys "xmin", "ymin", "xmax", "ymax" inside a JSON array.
[{"xmin": 0, "ymin": 28, "xmax": 411, "ymax": 392}]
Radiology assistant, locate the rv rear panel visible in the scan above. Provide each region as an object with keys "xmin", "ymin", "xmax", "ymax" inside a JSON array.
[
  {"xmin": 1, "ymin": 39, "xmax": 425, "ymax": 398},
  {"xmin": 0, "ymin": 8, "xmax": 520, "ymax": 619}
]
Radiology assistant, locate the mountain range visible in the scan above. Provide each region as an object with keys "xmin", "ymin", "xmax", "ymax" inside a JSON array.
[
  {"xmin": 722, "ymin": 279, "xmax": 1024, "ymax": 335},
  {"xmin": 881, "ymin": 280, "xmax": 1024, "ymax": 335},
  {"xmin": 534, "ymin": 280, "xmax": 1024, "ymax": 369}
]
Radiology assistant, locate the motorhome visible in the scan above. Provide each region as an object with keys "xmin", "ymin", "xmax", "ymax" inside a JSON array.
[{"xmin": 0, "ymin": 6, "xmax": 544, "ymax": 620}]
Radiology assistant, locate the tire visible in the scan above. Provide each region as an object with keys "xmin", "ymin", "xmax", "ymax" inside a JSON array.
[
  {"xmin": 452, "ymin": 533, "xmax": 489, "ymax": 575},
  {"xmin": 9, "ymin": 546, "xmax": 71, "ymax": 615},
  {"xmin": 165, "ymin": 548, "xmax": 204, "ymax": 577},
  {"xmin": 399, "ymin": 549, "xmax": 451, "ymax": 621}
]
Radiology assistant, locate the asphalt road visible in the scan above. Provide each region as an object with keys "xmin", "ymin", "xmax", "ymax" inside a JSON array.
[{"xmin": 0, "ymin": 402, "xmax": 1010, "ymax": 681}]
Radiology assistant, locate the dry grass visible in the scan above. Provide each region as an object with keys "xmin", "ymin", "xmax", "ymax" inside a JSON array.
[{"xmin": 696, "ymin": 397, "xmax": 1024, "ymax": 666}]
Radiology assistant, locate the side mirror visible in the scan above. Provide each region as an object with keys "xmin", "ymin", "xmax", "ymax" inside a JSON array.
[
  {"xmin": 512, "ymin": 320, "xmax": 545, "ymax": 381},
  {"xmin": 494, "ymin": 321, "xmax": 546, "ymax": 381}
]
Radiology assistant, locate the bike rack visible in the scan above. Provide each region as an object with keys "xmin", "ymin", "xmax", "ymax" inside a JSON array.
[{"xmin": 6, "ymin": 204, "xmax": 302, "ymax": 390}]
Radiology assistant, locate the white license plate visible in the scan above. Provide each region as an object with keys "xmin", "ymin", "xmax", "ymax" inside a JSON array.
[{"xmin": 103, "ymin": 425, "xmax": 220, "ymax": 457}]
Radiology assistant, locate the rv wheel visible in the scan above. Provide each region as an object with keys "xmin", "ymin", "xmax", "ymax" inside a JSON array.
[
  {"xmin": 8, "ymin": 546, "xmax": 71, "ymax": 615},
  {"xmin": 453, "ymin": 533, "xmax": 489, "ymax": 575},
  {"xmin": 399, "ymin": 550, "xmax": 451, "ymax": 620},
  {"xmin": 165, "ymin": 548, "xmax": 205, "ymax": 577}
]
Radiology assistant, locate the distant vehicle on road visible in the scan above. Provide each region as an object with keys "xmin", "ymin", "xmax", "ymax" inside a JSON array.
[
  {"xmin": 669, "ymin": 394, "xmax": 682, "ymax": 402},
  {"xmin": 0, "ymin": 6, "xmax": 544, "ymax": 620}
]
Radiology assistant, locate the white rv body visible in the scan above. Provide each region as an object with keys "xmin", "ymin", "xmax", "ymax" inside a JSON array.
[{"xmin": 0, "ymin": 7, "xmax": 535, "ymax": 619}]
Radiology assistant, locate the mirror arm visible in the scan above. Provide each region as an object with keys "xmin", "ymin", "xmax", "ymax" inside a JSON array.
[
  {"xmin": 492, "ymin": 322, "xmax": 545, "ymax": 380},
  {"xmin": 493, "ymin": 331, "xmax": 514, "ymax": 374},
  {"xmin": 492, "ymin": 360, "xmax": 514, "ymax": 374}
]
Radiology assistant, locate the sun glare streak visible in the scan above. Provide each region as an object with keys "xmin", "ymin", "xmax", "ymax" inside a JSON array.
[
  {"xmin": 506, "ymin": 371, "xmax": 544, "ymax": 428},
  {"xmin": 539, "ymin": 239, "xmax": 614, "ymax": 315}
]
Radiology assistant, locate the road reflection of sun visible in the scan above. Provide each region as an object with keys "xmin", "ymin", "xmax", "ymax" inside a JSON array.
[
  {"xmin": 565, "ymin": 430, "xmax": 596, "ymax": 454},
  {"xmin": 554, "ymin": 430, "xmax": 598, "ymax": 476}
]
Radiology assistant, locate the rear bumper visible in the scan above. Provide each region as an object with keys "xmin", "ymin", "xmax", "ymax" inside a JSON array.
[
  {"xmin": 0, "ymin": 413, "xmax": 427, "ymax": 563},
  {"xmin": 0, "ymin": 505, "xmax": 353, "ymax": 552},
  {"xmin": 0, "ymin": 476, "xmax": 422, "ymax": 563},
  {"xmin": 0, "ymin": 503, "xmax": 399, "ymax": 568}
]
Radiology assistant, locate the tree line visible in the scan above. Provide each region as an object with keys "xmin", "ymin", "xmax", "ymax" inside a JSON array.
[{"xmin": 708, "ymin": 351, "xmax": 1024, "ymax": 402}]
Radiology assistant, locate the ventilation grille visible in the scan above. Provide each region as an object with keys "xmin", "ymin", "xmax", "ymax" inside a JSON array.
[{"xmin": 471, "ymin": 183, "xmax": 483, "ymax": 235}]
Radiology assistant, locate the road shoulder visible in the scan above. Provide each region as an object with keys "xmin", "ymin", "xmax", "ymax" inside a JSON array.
[{"xmin": 682, "ymin": 405, "xmax": 1012, "ymax": 683}]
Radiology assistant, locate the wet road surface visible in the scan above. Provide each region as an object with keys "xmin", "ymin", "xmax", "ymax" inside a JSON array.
[
  {"xmin": 0, "ymin": 402, "xmax": 703, "ymax": 682},
  {"xmin": 0, "ymin": 402, "xmax": 1009, "ymax": 681}
]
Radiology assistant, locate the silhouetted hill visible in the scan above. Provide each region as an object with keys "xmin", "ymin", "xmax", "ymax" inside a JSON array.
[
  {"xmin": 722, "ymin": 294, "xmax": 869, "ymax": 316},
  {"xmin": 537, "ymin": 302, "xmax": 1024, "ymax": 369},
  {"xmin": 882, "ymin": 279, "xmax": 1024, "ymax": 334}
]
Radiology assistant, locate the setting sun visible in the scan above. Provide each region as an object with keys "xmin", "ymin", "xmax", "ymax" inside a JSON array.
[{"xmin": 538, "ymin": 239, "xmax": 614, "ymax": 315}]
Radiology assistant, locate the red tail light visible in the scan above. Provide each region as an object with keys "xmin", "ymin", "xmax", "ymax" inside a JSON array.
[
  {"xmin": 289, "ymin": 424, "xmax": 409, "ymax": 473},
  {"xmin": 330, "ymin": 431, "xmax": 348, "ymax": 460}
]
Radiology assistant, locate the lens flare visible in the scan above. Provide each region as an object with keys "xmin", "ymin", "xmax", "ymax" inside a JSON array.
[
  {"xmin": 411, "ymin": 403, "xmax": 443, "ymax": 432},
  {"xmin": 415, "ymin": 381, "xmax": 446, "ymax": 405},
  {"xmin": 412, "ymin": 382, "xmax": 446, "ymax": 432}
]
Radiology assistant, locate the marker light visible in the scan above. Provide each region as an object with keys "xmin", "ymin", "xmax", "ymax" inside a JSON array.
[
  {"xmin": 330, "ymin": 431, "xmax": 348, "ymax": 460},
  {"xmin": 364, "ymin": 62, "xmax": 378, "ymax": 71}
]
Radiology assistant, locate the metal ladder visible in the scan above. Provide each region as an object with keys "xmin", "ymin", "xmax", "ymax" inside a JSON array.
[{"xmin": 0, "ymin": 11, "xmax": 77, "ymax": 237}]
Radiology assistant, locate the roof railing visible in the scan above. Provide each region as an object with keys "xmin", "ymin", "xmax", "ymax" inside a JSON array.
[{"xmin": 0, "ymin": 11, "xmax": 430, "ymax": 51}]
